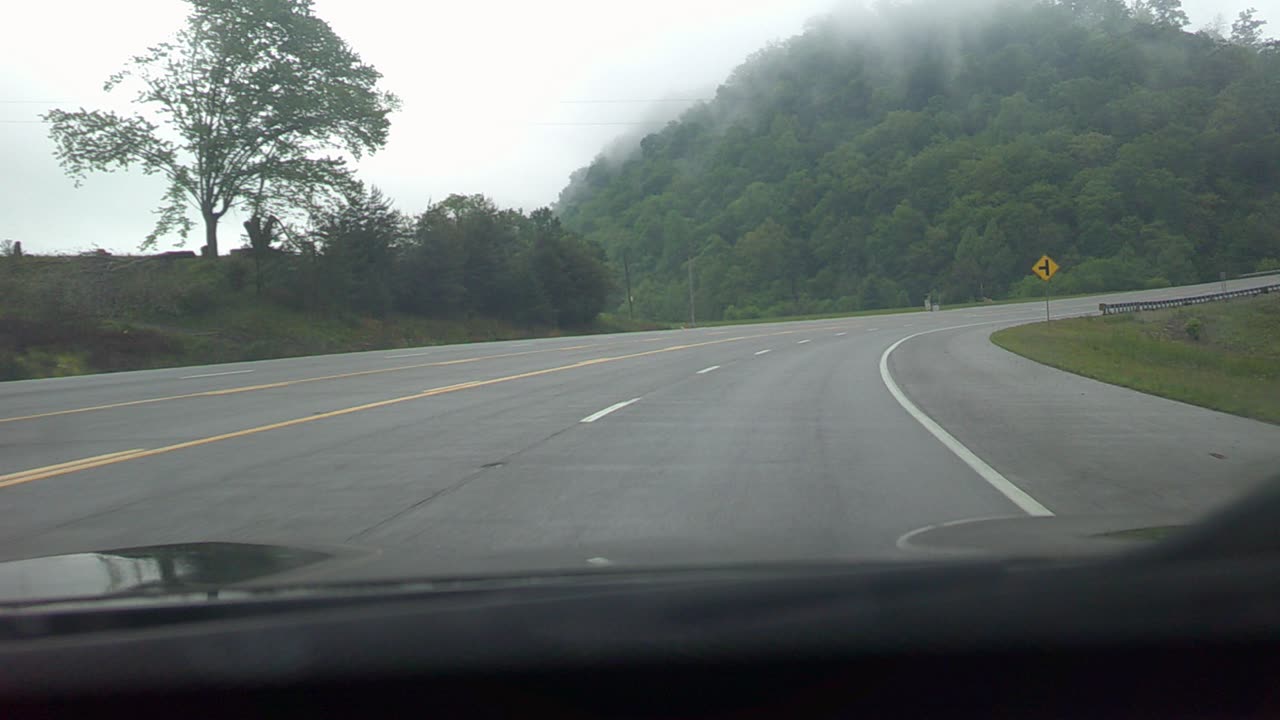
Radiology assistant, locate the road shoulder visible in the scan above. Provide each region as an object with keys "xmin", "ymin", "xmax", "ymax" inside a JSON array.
[{"xmin": 886, "ymin": 322, "xmax": 1280, "ymax": 517}]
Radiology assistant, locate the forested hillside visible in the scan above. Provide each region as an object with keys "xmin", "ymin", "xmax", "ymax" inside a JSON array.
[{"xmin": 558, "ymin": 0, "xmax": 1280, "ymax": 322}]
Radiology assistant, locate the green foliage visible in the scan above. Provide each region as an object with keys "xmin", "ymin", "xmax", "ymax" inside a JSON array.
[
  {"xmin": 0, "ymin": 184, "xmax": 616, "ymax": 380},
  {"xmin": 44, "ymin": 0, "xmax": 399, "ymax": 255},
  {"xmin": 558, "ymin": 0, "xmax": 1280, "ymax": 322},
  {"xmin": 1183, "ymin": 316, "xmax": 1202, "ymax": 341},
  {"xmin": 314, "ymin": 186, "xmax": 403, "ymax": 317},
  {"xmin": 390, "ymin": 196, "xmax": 614, "ymax": 328},
  {"xmin": 1230, "ymin": 7, "xmax": 1267, "ymax": 47},
  {"xmin": 1134, "ymin": 0, "xmax": 1190, "ymax": 28}
]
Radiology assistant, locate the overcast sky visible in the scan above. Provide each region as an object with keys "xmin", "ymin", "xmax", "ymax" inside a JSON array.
[{"xmin": 2, "ymin": 0, "xmax": 1274, "ymax": 254}]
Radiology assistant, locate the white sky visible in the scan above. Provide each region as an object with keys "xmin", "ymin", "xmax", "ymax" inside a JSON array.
[{"xmin": 1, "ymin": 0, "xmax": 1274, "ymax": 254}]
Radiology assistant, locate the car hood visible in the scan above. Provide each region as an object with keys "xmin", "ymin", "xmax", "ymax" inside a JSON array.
[{"xmin": 0, "ymin": 513, "xmax": 1192, "ymax": 605}]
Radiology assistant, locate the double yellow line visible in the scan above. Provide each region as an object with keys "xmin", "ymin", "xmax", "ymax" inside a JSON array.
[
  {"xmin": 1, "ymin": 330, "xmax": 788, "ymax": 489},
  {"xmin": 0, "ymin": 343, "xmax": 614, "ymax": 425},
  {"xmin": 0, "ymin": 449, "xmax": 148, "ymax": 489}
]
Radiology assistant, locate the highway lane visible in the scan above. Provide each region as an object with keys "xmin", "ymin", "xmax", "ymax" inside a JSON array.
[
  {"xmin": 0, "ymin": 333, "xmax": 719, "ymax": 475},
  {"xmin": 0, "ymin": 332, "xmax": 677, "ymax": 423},
  {"xmin": 1, "ymin": 277, "xmax": 1277, "ymax": 571},
  {"xmin": 890, "ymin": 282, "xmax": 1280, "ymax": 519}
]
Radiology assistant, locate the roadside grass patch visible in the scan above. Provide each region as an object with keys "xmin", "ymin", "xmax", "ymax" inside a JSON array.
[{"xmin": 991, "ymin": 294, "xmax": 1280, "ymax": 424}]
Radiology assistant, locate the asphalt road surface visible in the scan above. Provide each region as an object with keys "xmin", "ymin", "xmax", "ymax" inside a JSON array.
[{"xmin": 2, "ymin": 278, "xmax": 1278, "ymax": 574}]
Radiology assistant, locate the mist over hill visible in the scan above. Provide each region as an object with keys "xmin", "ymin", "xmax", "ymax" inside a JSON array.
[{"xmin": 557, "ymin": 0, "xmax": 1280, "ymax": 321}]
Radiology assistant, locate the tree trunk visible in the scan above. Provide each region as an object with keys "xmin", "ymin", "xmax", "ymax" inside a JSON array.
[{"xmin": 202, "ymin": 210, "xmax": 220, "ymax": 258}]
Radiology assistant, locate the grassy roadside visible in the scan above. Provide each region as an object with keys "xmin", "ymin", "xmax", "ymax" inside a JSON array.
[
  {"xmin": 0, "ymin": 301, "xmax": 665, "ymax": 381},
  {"xmin": 0, "ymin": 254, "xmax": 673, "ymax": 381},
  {"xmin": 991, "ymin": 293, "xmax": 1280, "ymax": 424}
]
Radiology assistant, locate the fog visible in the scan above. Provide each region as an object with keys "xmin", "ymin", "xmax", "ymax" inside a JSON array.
[{"xmin": 1, "ymin": 0, "xmax": 1273, "ymax": 254}]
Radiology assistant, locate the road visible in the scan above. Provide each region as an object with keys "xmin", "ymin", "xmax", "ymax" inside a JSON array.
[{"xmin": 2, "ymin": 278, "xmax": 1278, "ymax": 575}]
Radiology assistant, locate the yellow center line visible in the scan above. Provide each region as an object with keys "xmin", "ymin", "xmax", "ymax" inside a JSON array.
[
  {"xmin": 0, "ymin": 341, "xmax": 640, "ymax": 425},
  {"xmin": 0, "ymin": 449, "xmax": 147, "ymax": 489},
  {"xmin": 2, "ymin": 330, "xmax": 786, "ymax": 487}
]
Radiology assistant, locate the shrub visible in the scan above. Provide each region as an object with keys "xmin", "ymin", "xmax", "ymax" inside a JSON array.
[
  {"xmin": 223, "ymin": 257, "xmax": 251, "ymax": 291},
  {"xmin": 1184, "ymin": 317, "xmax": 1203, "ymax": 341}
]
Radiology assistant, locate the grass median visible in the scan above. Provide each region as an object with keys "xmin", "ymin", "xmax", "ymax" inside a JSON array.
[{"xmin": 990, "ymin": 293, "xmax": 1280, "ymax": 424}]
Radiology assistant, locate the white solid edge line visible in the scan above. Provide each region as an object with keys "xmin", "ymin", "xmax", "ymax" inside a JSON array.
[
  {"xmin": 180, "ymin": 369, "xmax": 255, "ymax": 380},
  {"xmin": 387, "ymin": 351, "xmax": 432, "ymax": 359},
  {"xmin": 754, "ymin": 349, "xmax": 772, "ymax": 356},
  {"xmin": 581, "ymin": 398, "xmax": 642, "ymax": 424},
  {"xmin": 879, "ymin": 323, "xmax": 1054, "ymax": 517},
  {"xmin": 696, "ymin": 365, "xmax": 721, "ymax": 375}
]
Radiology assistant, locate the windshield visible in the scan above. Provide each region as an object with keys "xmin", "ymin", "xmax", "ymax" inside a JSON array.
[{"xmin": 2, "ymin": 0, "xmax": 1279, "ymax": 600}]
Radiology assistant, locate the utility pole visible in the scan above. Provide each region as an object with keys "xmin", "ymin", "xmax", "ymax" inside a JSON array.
[
  {"xmin": 623, "ymin": 250, "xmax": 634, "ymax": 321},
  {"xmin": 687, "ymin": 254, "xmax": 696, "ymax": 327}
]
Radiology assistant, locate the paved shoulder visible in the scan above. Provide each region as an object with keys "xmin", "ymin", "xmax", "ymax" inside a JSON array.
[{"xmin": 888, "ymin": 322, "xmax": 1280, "ymax": 518}]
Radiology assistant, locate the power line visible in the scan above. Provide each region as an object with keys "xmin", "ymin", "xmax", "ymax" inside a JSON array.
[
  {"xmin": 4, "ymin": 98, "xmax": 704, "ymax": 105},
  {"xmin": 529, "ymin": 122, "xmax": 657, "ymax": 126},
  {"xmin": 555, "ymin": 98, "xmax": 709, "ymax": 104}
]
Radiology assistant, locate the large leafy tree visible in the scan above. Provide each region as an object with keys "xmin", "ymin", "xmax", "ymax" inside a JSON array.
[{"xmin": 45, "ymin": 0, "xmax": 399, "ymax": 256}]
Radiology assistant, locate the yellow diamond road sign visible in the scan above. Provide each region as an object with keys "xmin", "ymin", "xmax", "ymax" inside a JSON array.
[{"xmin": 1032, "ymin": 255, "xmax": 1059, "ymax": 281}]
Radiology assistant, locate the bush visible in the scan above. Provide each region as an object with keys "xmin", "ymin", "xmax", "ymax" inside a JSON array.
[
  {"xmin": 1009, "ymin": 276, "xmax": 1044, "ymax": 298},
  {"xmin": 723, "ymin": 304, "xmax": 762, "ymax": 321},
  {"xmin": 1184, "ymin": 317, "xmax": 1203, "ymax": 341},
  {"xmin": 1058, "ymin": 257, "xmax": 1133, "ymax": 294},
  {"xmin": 176, "ymin": 283, "xmax": 218, "ymax": 315},
  {"xmin": 834, "ymin": 295, "xmax": 860, "ymax": 313},
  {"xmin": 223, "ymin": 257, "xmax": 251, "ymax": 291}
]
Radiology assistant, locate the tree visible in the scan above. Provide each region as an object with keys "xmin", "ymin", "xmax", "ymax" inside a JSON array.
[
  {"xmin": 1231, "ymin": 8, "xmax": 1268, "ymax": 48},
  {"xmin": 1199, "ymin": 13, "xmax": 1228, "ymax": 40},
  {"xmin": 1133, "ymin": 0, "xmax": 1189, "ymax": 29},
  {"xmin": 45, "ymin": 0, "xmax": 399, "ymax": 257},
  {"xmin": 315, "ymin": 186, "xmax": 404, "ymax": 316},
  {"xmin": 528, "ymin": 210, "xmax": 614, "ymax": 326},
  {"xmin": 397, "ymin": 203, "xmax": 468, "ymax": 316},
  {"xmin": 1059, "ymin": 0, "xmax": 1132, "ymax": 28},
  {"xmin": 242, "ymin": 212, "xmax": 279, "ymax": 294},
  {"xmin": 952, "ymin": 221, "xmax": 1014, "ymax": 299}
]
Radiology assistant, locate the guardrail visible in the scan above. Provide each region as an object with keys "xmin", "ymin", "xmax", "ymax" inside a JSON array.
[
  {"xmin": 1236, "ymin": 269, "xmax": 1280, "ymax": 279},
  {"xmin": 1099, "ymin": 284, "xmax": 1279, "ymax": 315}
]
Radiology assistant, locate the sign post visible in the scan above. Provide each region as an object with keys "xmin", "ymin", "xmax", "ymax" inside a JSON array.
[{"xmin": 1031, "ymin": 254, "xmax": 1060, "ymax": 323}]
